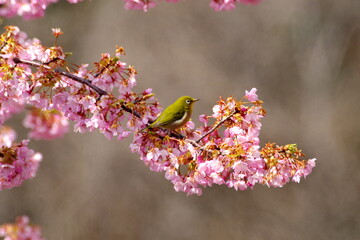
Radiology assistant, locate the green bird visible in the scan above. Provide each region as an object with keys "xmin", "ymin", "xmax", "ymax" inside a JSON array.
[{"xmin": 143, "ymin": 96, "xmax": 199, "ymax": 131}]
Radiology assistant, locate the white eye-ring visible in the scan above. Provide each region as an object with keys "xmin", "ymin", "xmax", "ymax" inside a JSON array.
[{"xmin": 186, "ymin": 99, "xmax": 191, "ymax": 104}]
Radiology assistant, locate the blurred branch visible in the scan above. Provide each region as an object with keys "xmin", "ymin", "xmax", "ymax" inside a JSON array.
[
  {"xmin": 12, "ymin": 57, "xmax": 108, "ymax": 97},
  {"xmin": 8, "ymin": 56, "xmax": 235, "ymax": 142},
  {"xmin": 196, "ymin": 110, "xmax": 237, "ymax": 143},
  {"xmin": 9, "ymin": 57, "xmax": 143, "ymax": 118}
]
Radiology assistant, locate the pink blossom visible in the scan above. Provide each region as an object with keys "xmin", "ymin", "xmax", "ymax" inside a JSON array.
[
  {"xmin": 122, "ymin": 0, "xmax": 262, "ymax": 12},
  {"xmin": 0, "ymin": 76, "xmax": 28, "ymax": 124},
  {"xmin": 0, "ymin": 0, "xmax": 263, "ymax": 18},
  {"xmin": 261, "ymin": 143, "xmax": 316, "ymax": 188},
  {"xmin": 198, "ymin": 114, "xmax": 209, "ymax": 126},
  {"xmin": 210, "ymin": 0, "xmax": 236, "ymax": 11},
  {"xmin": 130, "ymin": 92, "xmax": 269, "ymax": 195},
  {"xmin": 123, "ymin": 0, "xmax": 157, "ymax": 12},
  {"xmin": 212, "ymin": 104, "xmax": 221, "ymax": 118},
  {"xmin": 0, "ymin": 26, "xmax": 316, "ymax": 195},
  {"xmin": 0, "ymin": 140, "xmax": 42, "ymax": 190},
  {"xmin": 0, "ymin": 0, "xmax": 84, "ymax": 19},
  {"xmin": 18, "ymin": 38, "xmax": 46, "ymax": 61},
  {"xmin": 0, "ymin": 126, "xmax": 16, "ymax": 148},
  {"xmin": 23, "ymin": 108, "xmax": 69, "ymax": 140},
  {"xmin": 245, "ymin": 88, "xmax": 258, "ymax": 102},
  {"xmin": 27, "ymin": 93, "xmax": 49, "ymax": 109},
  {"xmin": 233, "ymin": 161, "xmax": 248, "ymax": 173},
  {"xmin": 51, "ymin": 27, "xmax": 63, "ymax": 36},
  {"xmin": 67, "ymin": 0, "xmax": 83, "ymax": 3},
  {"xmin": 0, "ymin": 216, "xmax": 45, "ymax": 240},
  {"xmin": 195, "ymin": 160, "xmax": 225, "ymax": 185}
]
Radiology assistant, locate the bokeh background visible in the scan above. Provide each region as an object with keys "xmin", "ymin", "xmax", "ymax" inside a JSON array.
[{"xmin": 1, "ymin": 0, "xmax": 360, "ymax": 239}]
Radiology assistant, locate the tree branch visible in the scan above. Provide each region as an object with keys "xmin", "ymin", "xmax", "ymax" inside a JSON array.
[
  {"xmin": 120, "ymin": 103, "xmax": 142, "ymax": 119},
  {"xmin": 12, "ymin": 57, "xmax": 108, "ymax": 97},
  {"xmin": 11, "ymin": 57, "xmax": 143, "ymax": 119},
  {"xmin": 195, "ymin": 110, "xmax": 237, "ymax": 143},
  {"xmin": 8, "ymin": 56, "xmax": 235, "ymax": 142}
]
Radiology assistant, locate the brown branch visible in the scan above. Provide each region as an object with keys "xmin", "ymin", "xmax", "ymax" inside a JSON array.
[
  {"xmin": 120, "ymin": 103, "xmax": 142, "ymax": 119},
  {"xmin": 0, "ymin": 42, "xmax": 7, "ymax": 52},
  {"xmin": 8, "ymin": 56, "xmax": 223, "ymax": 142},
  {"xmin": 94, "ymin": 62, "xmax": 111, "ymax": 78},
  {"xmin": 12, "ymin": 57, "xmax": 108, "ymax": 97},
  {"xmin": 195, "ymin": 110, "xmax": 237, "ymax": 144},
  {"xmin": 11, "ymin": 57, "xmax": 145, "ymax": 120}
]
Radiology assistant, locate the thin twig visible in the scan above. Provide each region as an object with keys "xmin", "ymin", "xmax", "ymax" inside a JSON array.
[
  {"xmin": 94, "ymin": 62, "xmax": 111, "ymax": 78},
  {"xmin": 11, "ymin": 57, "xmax": 144, "ymax": 118},
  {"xmin": 12, "ymin": 57, "xmax": 108, "ymax": 97},
  {"xmin": 0, "ymin": 42, "xmax": 7, "ymax": 52},
  {"xmin": 120, "ymin": 103, "xmax": 142, "ymax": 119},
  {"xmin": 195, "ymin": 110, "xmax": 237, "ymax": 143},
  {"xmin": 8, "ymin": 56, "xmax": 235, "ymax": 142}
]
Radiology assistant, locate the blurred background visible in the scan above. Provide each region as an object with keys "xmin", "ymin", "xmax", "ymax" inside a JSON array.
[{"xmin": 1, "ymin": 0, "xmax": 360, "ymax": 239}]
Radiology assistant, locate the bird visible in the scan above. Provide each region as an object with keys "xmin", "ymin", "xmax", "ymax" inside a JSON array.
[{"xmin": 142, "ymin": 96, "xmax": 199, "ymax": 131}]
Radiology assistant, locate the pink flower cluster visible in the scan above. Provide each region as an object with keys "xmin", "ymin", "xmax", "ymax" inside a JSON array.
[
  {"xmin": 261, "ymin": 143, "xmax": 316, "ymax": 187},
  {"xmin": 0, "ymin": 0, "xmax": 262, "ymax": 19},
  {"xmin": 0, "ymin": 26, "xmax": 316, "ymax": 195},
  {"xmin": 131, "ymin": 89, "xmax": 315, "ymax": 195},
  {"xmin": 1, "ymin": 26, "xmax": 151, "ymax": 142},
  {"xmin": 0, "ymin": 26, "xmax": 159, "ymax": 189},
  {"xmin": 0, "ymin": 126, "xmax": 42, "ymax": 191},
  {"xmin": 0, "ymin": 216, "xmax": 45, "ymax": 240},
  {"xmin": 0, "ymin": 126, "xmax": 16, "ymax": 148},
  {"xmin": 123, "ymin": 0, "xmax": 183, "ymax": 11},
  {"xmin": 210, "ymin": 0, "xmax": 262, "ymax": 11},
  {"xmin": 0, "ymin": 0, "xmax": 83, "ymax": 20},
  {"xmin": 123, "ymin": 0, "xmax": 262, "ymax": 11},
  {"xmin": 23, "ymin": 108, "xmax": 69, "ymax": 140}
]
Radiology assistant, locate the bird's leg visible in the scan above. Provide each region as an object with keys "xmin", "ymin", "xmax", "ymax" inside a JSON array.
[{"xmin": 170, "ymin": 130, "xmax": 185, "ymax": 139}]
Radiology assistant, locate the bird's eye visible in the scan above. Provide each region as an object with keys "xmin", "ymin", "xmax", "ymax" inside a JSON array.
[{"xmin": 186, "ymin": 100, "xmax": 191, "ymax": 104}]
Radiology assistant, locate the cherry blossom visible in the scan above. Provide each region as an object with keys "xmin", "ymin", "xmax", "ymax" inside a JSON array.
[
  {"xmin": 0, "ymin": 0, "xmax": 263, "ymax": 19},
  {"xmin": 0, "ymin": 216, "xmax": 45, "ymax": 240},
  {"xmin": 0, "ymin": 0, "xmax": 84, "ymax": 20},
  {"xmin": 0, "ymin": 126, "xmax": 16, "ymax": 148},
  {"xmin": 0, "ymin": 26, "xmax": 316, "ymax": 195},
  {"xmin": 0, "ymin": 130, "xmax": 42, "ymax": 190},
  {"xmin": 23, "ymin": 108, "xmax": 69, "ymax": 140},
  {"xmin": 210, "ymin": 0, "xmax": 236, "ymax": 11}
]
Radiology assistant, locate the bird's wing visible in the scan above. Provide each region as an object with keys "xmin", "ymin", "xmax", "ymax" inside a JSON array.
[{"xmin": 151, "ymin": 108, "xmax": 185, "ymax": 128}]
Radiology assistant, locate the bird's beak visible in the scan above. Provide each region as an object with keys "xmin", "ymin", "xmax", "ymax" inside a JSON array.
[{"xmin": 193, "ymin": 98, "xmax": 200, "ymax": 102}]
